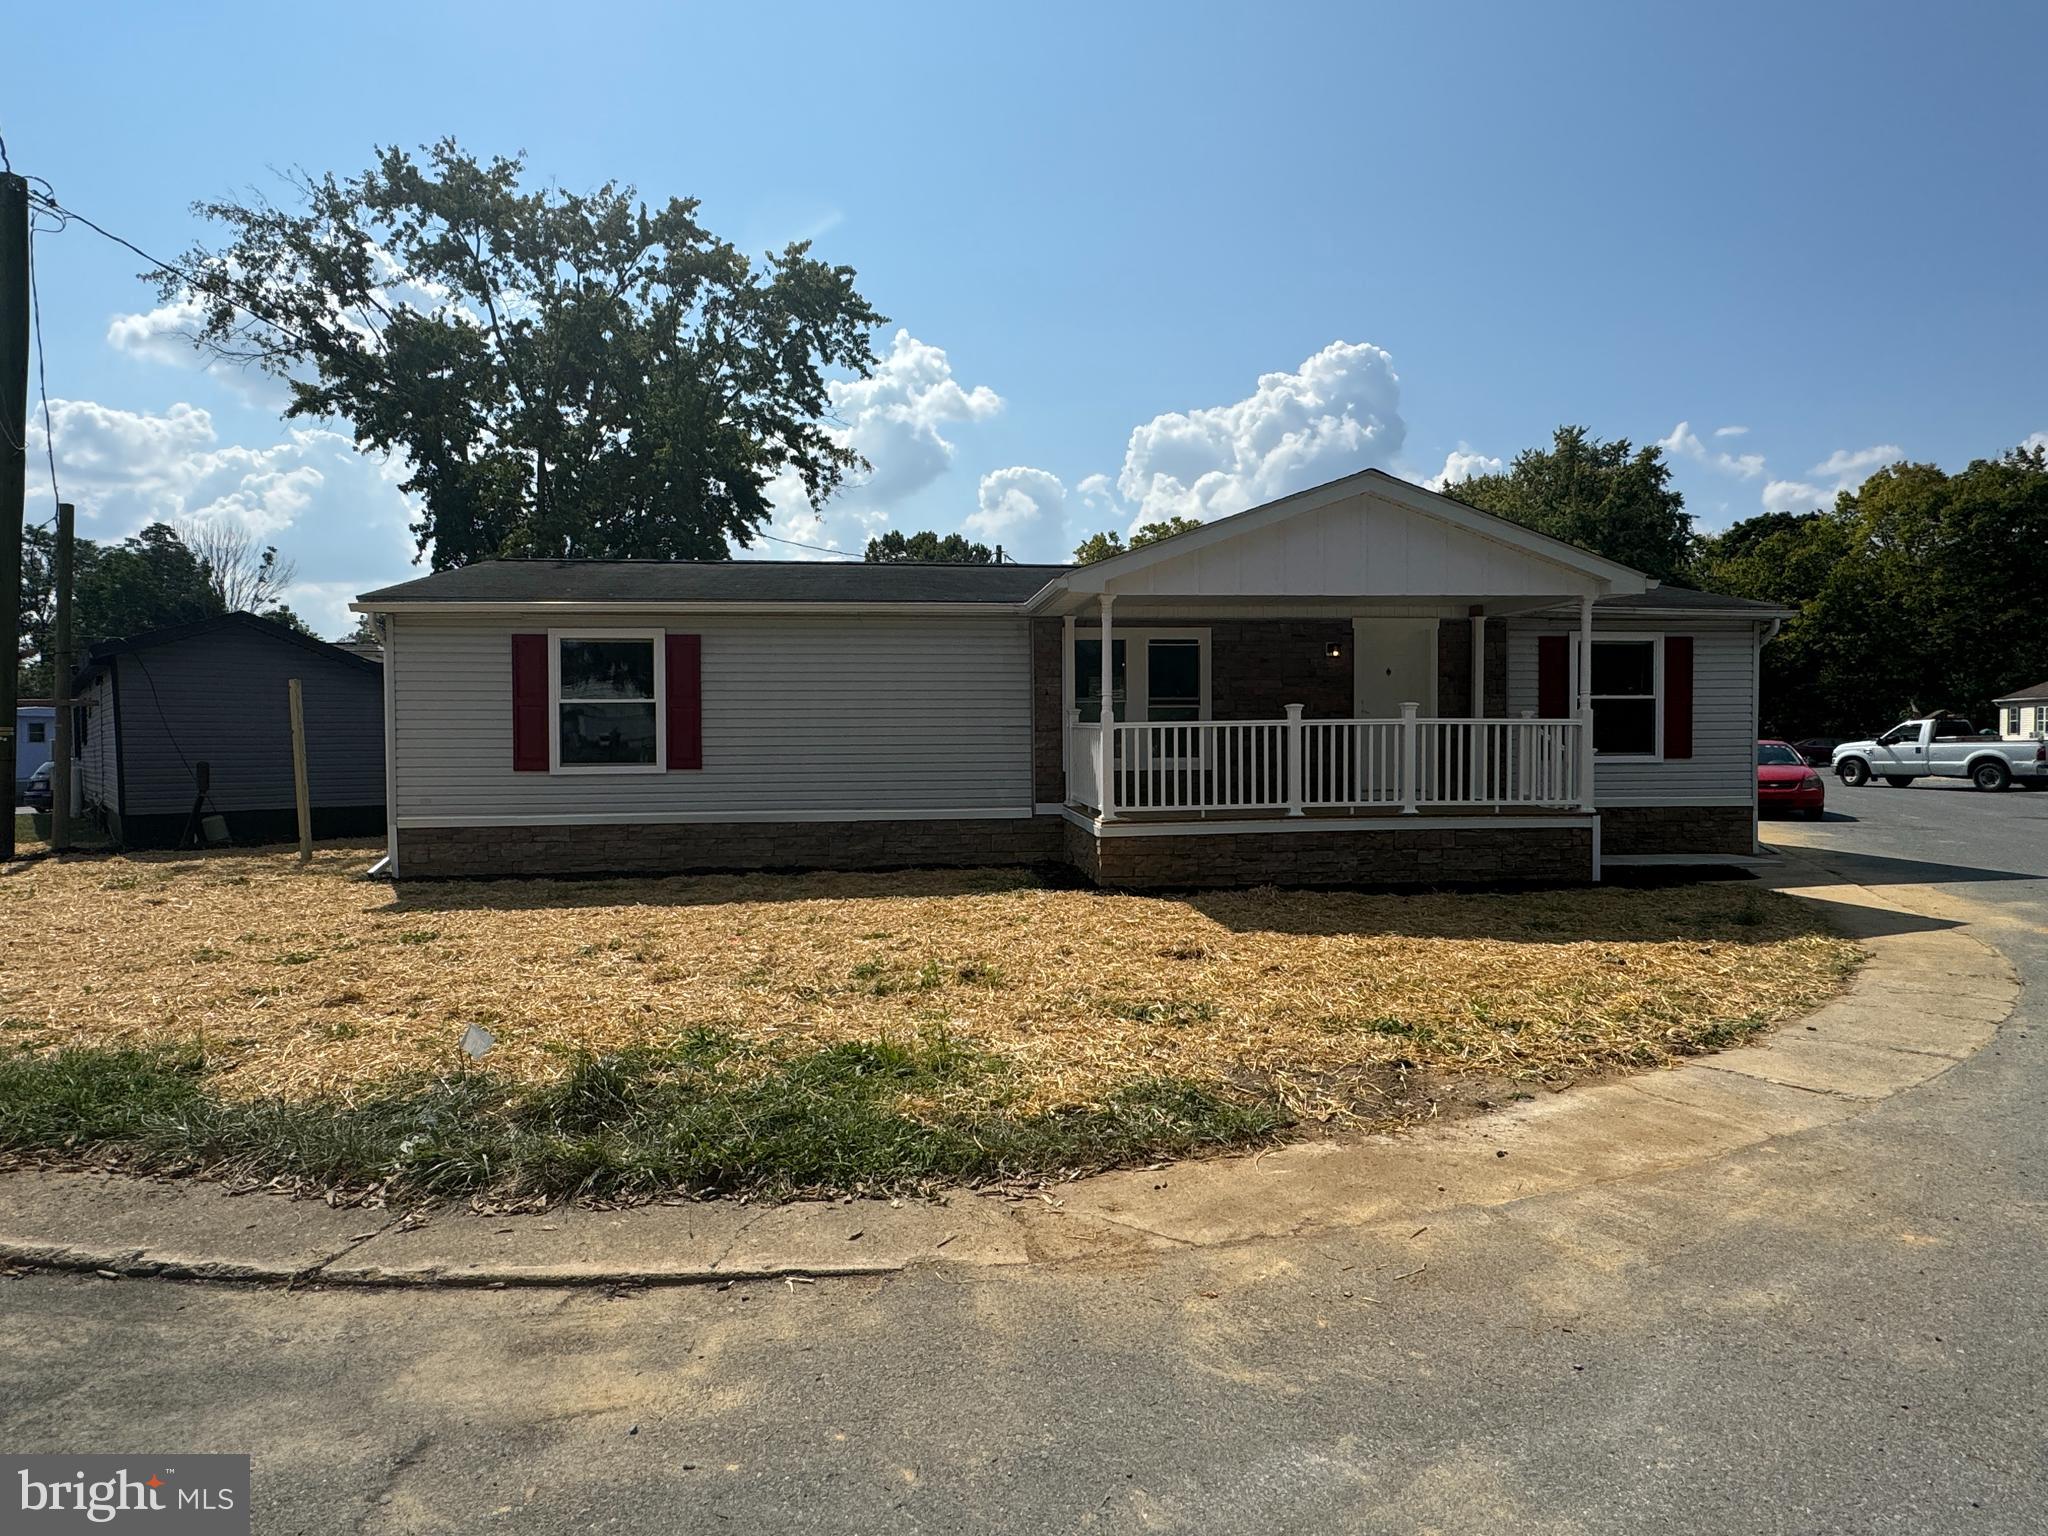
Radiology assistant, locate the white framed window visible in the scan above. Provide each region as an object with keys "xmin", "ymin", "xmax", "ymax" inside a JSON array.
[
  {"xmin": 549, "ymin": 629, "xmax": 665, "ymax": 774},
  {"xmin": 1577, "ymin": 636, "xmax": 1662, "ymax": 759},
  {"xmin": 1071, "ymin": 629, "xmax": 1211, "ymax": 724}
]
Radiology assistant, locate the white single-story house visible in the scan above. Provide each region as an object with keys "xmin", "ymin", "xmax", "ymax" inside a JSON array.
[
  {"xmin": 1994, "ymin": 682, "xmax": 2048, "ymax": 739},
  {"xmin": 353, "ymin": 468, "xmax": 1789, "ymax": 886}
]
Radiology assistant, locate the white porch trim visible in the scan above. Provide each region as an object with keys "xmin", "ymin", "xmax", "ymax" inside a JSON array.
[{"xmin": 1060, "ymin": 805, "xmax": 1597, "ymax": 839}]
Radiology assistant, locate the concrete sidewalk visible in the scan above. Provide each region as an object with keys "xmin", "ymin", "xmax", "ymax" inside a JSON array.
[{"xmin": 0, "ymin": 855, "xmax": 2016, "ymax": 1289}]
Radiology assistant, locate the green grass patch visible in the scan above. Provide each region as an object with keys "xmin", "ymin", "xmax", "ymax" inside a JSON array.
[
  {"xmin": 0, "ymin": 1032, "xmax": 1289, "ymax": 1202},
  {"xmin": 1104, "ymin": 997, "xmax": 1218, "ymax": 1029}
]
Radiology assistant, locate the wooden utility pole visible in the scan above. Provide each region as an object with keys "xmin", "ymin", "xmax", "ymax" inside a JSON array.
[
  {"xmin": 288, "ymin": 677, "xmax": 312, "ymax": 862},
  {"xmin": 51, "ymin": 502, "xmax": 72, "ymax": 851},
  {"xmin": 0, "ymin": 173, "xmax": 29, "ymax": 863}
]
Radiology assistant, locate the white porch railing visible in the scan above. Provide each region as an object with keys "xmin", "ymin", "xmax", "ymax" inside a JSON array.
[{"xmin": 1070, "ymin": 708, "xmax": 1585, "ymax": 817}]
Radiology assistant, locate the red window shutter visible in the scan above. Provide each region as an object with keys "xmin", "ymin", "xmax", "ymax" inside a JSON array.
[
  {"xmin": 666, "ymin": 633, "xmax": 702, "ymax": 770},
  {"xmin": 1664, "ymin": 636, "xmax": 1694, "ymax": 759},
  {"xmin": 511, "ymin": 633, "xmax": 548, "ymax": 771},
  {"xmin": 1537, "ymin": 634, "xmax": 1570, "ymax": 718}
]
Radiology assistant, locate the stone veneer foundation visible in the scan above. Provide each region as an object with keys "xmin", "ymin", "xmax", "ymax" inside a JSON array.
[
  {"xmin": 1596, "ymin": 804, "xmax": 1755, "ymax": 856},
  {"xmin": 397, "ymin": 817, "xmax": 1066, "ymax": 879},
  {"xmin": 397, "ymin": 806, "xmax": 1738, "ymax": 885}
]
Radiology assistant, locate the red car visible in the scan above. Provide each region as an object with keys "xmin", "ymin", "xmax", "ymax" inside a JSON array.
[{"xmin": 1757, "ymin": 740, "xmax": 1826, "ymax": 818}]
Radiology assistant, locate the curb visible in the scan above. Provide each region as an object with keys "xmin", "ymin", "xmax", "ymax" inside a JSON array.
[{"xmin": 0, "ymin": 852, "xmax": 2020, "ymax": 1289}]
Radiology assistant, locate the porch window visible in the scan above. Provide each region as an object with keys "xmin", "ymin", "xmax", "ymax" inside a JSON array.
[
  {"xmin": 1072, "ymin": 631, "xmax": 1209, "ymax": 724},
  {"xmin": 553, "ymin": 631, "xmax": 664, "ymax": 771},
  {"xmin": 1073, "ymin": 638, "xmax": 1127, "ymax": 723},
  {"xmin": 1588, "ymin": 639, "xmax": 1659, "ymax": 757}
]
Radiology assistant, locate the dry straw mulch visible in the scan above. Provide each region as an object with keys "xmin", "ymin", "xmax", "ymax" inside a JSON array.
[{"xmin": 0, "ymin": 843, "xmax": 1861, "ymax": 1121}]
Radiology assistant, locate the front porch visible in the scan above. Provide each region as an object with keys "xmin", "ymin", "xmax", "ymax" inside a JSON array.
[
  {"xmin": 1020, "ymin": 468, "xmax": 1658, "ymax": 885},
  {"xmin": 1064, "ymin": 709, "xmax": 1589, "ymax": 821}
]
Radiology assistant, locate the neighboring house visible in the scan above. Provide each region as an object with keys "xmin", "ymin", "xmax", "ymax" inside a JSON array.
[
  {"xmin": 73, "ymin": 612, "xmax": 387, "ymax": 848},
  {"xmin": 354, "ymin": 468, "xmax": 1789, "ymax": 887},
  {"xmin": 1994, "ymin": 682, "xmax": 2048, "ymax": 738},
  {"xmin": 14, "ymin": 701, "xmax": 54, "ymax": 797}
]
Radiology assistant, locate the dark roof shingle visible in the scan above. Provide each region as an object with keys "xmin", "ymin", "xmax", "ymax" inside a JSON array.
[{"xmin": 358, "ymin": 560, "xmax": 1070, "ymax": 606}]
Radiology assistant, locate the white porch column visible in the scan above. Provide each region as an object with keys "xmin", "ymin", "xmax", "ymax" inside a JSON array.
[
  {"xmin": 1469, "ymin": 611, "xmax": 1487, "ymax": 801},
  {"xmin": 1577, "ymin": 594, "xmax": 1596, "ymax": 812},
  {"xmin": 1284, "ymin": 703, "xmax": 1305, "ymax": 815},
  {"xmin": 1098, "ymin": 594, "xmax": 1117, "ymax": 822},
  {"xmin": 1399, "ymin": 700, "xmax": 1420, "ymax": 815},
  {"xmin": 1468, "ymin": 613, "xmax": 1486, "ymax": 718},
  {"xmin": 1061, "ymin": 613, "xmax": 1076, "ymax": 803}
]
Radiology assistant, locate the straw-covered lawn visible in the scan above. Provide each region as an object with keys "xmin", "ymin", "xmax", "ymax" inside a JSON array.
[{"xmin": 3, "ymin": 843, "xmax": 1859, "ymax": 1131}]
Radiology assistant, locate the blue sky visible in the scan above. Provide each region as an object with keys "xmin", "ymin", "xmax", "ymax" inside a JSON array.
[{"xmin": 12, "ymin": 1, "xmax": 2045, "ymax": 634}]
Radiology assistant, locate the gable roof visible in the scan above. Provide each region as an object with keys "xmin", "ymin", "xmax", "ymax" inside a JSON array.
[
  {"xmin": 356, "ymin": 559, "xmax": 1070, "ymax": 610},
  {"xmin": 1036, "ymin": 468, "xmax": 1652, "ymax": 605},
  {"xmin": 76, "ymin": 611, "xmax": 381, "ymax": 687},
  {"xmin": 1994, "ymin": 679, "xmax": 2048, "ymax": 704}
]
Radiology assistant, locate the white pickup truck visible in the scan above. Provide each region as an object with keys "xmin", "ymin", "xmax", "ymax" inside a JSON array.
[{"xmin": 1832, "ymin": 715, "xmax": 2048, "ymax": 791}]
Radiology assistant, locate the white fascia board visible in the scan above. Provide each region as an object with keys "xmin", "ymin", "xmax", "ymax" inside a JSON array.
[{"xmin": 349, "ymin": 600, "xmax": 1029, "ymax": 617}]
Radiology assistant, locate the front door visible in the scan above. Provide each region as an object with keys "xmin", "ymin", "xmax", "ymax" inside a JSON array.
[{"xmin": 1351, "ymin": 618, "xmax": 1438, "ymax": 718}]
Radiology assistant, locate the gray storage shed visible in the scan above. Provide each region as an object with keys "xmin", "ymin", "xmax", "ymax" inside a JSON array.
[{"xmin": 73, "ymin": 612, "xmax": 386, "ymax": 848}]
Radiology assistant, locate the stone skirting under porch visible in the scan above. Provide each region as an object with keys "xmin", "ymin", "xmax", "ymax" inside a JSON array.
[{"xmin": 1063, "ymin": 813, "xmax": 1597, "ymax": 889}]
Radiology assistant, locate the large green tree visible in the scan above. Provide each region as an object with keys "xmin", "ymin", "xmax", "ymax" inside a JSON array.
[
  {"xmin": 16, "ymin": 523, "xmax": 223, "ymax": 695},
  {"xmin": 1444, "ymin": 426, "xmax": 1697, "ymax": 583},
  {"xmin": 863, "ymin": 530, "xmax": 994, "ymax": 563},
  {"xmin": 1072, "ymin": 515, "xmax": 1205, "ymax": 564},
  {"xmin": 160, "ymin": 139, "xmax": 888, "ymax": 565},
  {"xmin": 1698, "ymin": 444, "xmax": 2048, "ymax": 736}
]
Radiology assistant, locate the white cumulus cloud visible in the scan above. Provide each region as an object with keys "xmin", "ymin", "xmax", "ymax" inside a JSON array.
[
  {"xmin": 1811, "ymin": 444, "xmax": 1902, "ymax": 480},
  {"xmin": 830, "ymin": 329, "xmax": 1002, "ymax": 505},
  {"xmin": 1761, "ymin": 478, "xmax": 1830, "ymax": 514},
  {"xmin": 749, "ymin": 330, "xmax": 1005, "ymax": 559},
  {"xmin": 27, "ymin": 397, "xmax": 418, "ymax": 636},
  {"xmin": 965, "ymin": 466, "xmax": 1068, "ymax": 558},
  {"xmin": 1659, "ymin": 420, "xmax": 1765, "ymax": 479},
  {"xmin": 1713, "ymin": 424, "xmax": 1750, "ymax": 438},
  {"xmin": 1112, "ymin": 340, "xmax": 1405, "ymax": 527},
  {"xmin": 1425, "ymin": 448, "xmax": 1503, "ymax": 490},
  {"xmin": 1758, "ymin": 442, "xmax": 1906, "ymax": 515}
]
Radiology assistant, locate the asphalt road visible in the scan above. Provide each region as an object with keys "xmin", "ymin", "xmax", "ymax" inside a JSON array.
[{"xmin": 4, "ymin": 782, "xmax": 2045, "ymax": 1534}]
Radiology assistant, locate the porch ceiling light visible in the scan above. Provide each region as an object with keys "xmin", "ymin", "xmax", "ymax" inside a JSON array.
[{"xmin": 1325, "ymin": 640, "xmax": 1343, "ymax": 659}]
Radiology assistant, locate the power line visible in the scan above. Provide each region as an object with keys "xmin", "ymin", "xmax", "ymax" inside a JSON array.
[
  {"xmin": 752, "ymin": 530, "xmax": 863, "ymax": 559},
  {"xmin": 26, "ymin": 187, "xmax": 317, "ymax": 353},
  {"xmin": 28, "ymin": 222, "xmax": 59, "ymax": 517}
]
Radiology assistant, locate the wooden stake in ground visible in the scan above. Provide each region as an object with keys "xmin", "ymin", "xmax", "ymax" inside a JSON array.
[
  {"xmin": 288, "ymin": 677, "xmax": 312, "ymax": 862},
  {"xmin": 51, "ymin": 502, "xmax": 73, "ymax": 851}
]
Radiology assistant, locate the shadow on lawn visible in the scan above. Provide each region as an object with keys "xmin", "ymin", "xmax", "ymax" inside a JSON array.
[{"xmin": 380, "ymin": 863, "xmax": 1076, "ymax": 915}]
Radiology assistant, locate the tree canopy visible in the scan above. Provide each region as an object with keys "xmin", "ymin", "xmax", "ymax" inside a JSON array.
[
  {"xmin": 1697, "ymin": 444, "xmax": 2048, "ymax": 736},
  {"xmin": 161, "ymin": 139, "xmax": 888, "ymax": 566},
  {"xmin": 863, "ymin": 530, "xmax": 994, "ymax": 563},
  {"xmin": 1072, "ymin": 516, "xmax": 1205, "ymax": 564},
  {"xmin": 1443, "ymin": 426, "xmax": 1697, "ymax": 584},
  {"xmin": 15, "ymin": 523, "xmax": 223, "ymax": 695}
]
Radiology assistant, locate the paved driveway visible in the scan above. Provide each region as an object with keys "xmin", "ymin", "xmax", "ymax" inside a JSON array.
[{"xmin": 3, "ymin": 786, "xmax": 2045, "ymax": 1534}]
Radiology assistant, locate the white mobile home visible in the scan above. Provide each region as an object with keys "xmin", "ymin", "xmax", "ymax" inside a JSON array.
[{"xmin": 356, "ymin": 469, "xmax": 1788, "ymax": 886}]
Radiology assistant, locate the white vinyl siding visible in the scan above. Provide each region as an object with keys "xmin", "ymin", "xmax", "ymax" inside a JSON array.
[
  {"xmin": 1506, "ymin": 615, "xmax": 1760, "ymax": 805},
  {"xmin": 390, "ymin": 610, "xmax": 1033, "ymax": 823},
  {"xmin": 76, "ymin": 676, "xmax": 119, "ymax": 815}
]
